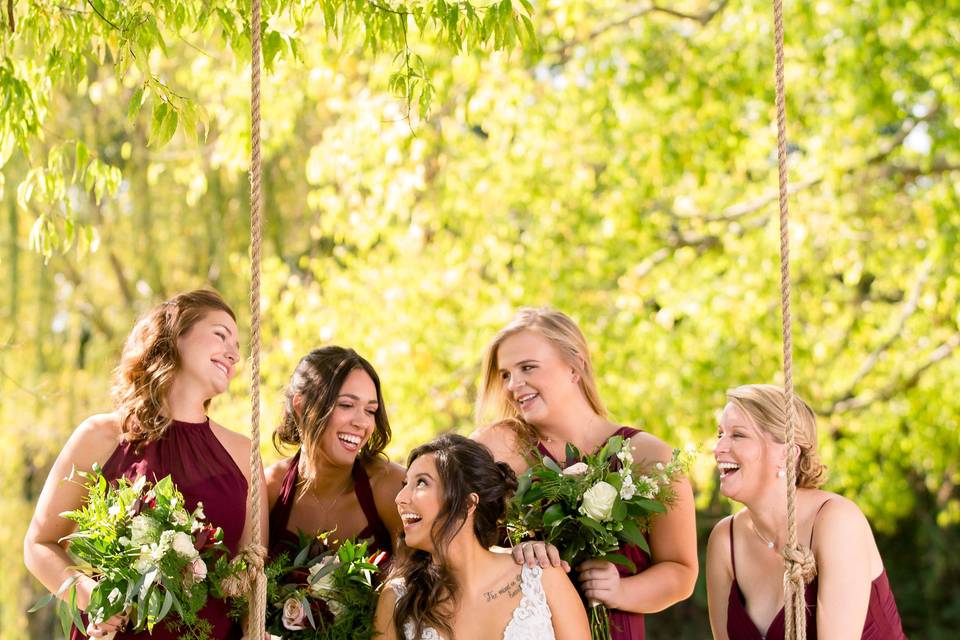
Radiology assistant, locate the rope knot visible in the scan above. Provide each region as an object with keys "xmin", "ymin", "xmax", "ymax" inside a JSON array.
[
  {"xmin": 782, "ymin": 543, "xmax": 817, "ymax": 585},
  {"xmin": 219, "ymin": 543, "xmax": 268, "ymax": 598}
]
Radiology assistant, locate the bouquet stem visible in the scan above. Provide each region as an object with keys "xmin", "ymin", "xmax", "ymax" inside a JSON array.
[{"xmin": 588, "ymin": 600, "xmax": 612, "ymax": 640}]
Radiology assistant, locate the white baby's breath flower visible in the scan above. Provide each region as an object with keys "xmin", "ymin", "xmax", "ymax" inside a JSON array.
[
  {"xmin": 580, "ymin": 481, "xmax": 618, "ymax": 521},
  {"xmin": 617, "ymin": 448, "xmax": 634, "ymax": 466},
  {"xmin": 562, "ymin": 462, "xmax": 590, "ymax": 477},
  {"xmin": 655, "ymin": 462, "xmax": 665, "ymax": 471},
  {"xmin": 130, "ymin": 515, "xmax": 161, "ymax": 546}
]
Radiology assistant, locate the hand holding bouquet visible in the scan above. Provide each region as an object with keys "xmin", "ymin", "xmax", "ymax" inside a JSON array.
[
  {"xmin": 254, "ymin": 532, "xmax": 388, "ymax": 639},
  {"xmin": 507, "ymin": 436, "xmax": 695, "ymax": 640},
  {"xmin": 31, "ymin": 465, "xmax": 238, "ymax": 640}
]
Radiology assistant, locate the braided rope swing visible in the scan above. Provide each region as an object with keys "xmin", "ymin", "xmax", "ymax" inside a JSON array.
[
  {"xmin": 771, "ymin": 1, "xmax": 808, "ymax": 638},
  {"xmin": 244, "ymin": 0, "xmax": 268, "ymax": 635}
]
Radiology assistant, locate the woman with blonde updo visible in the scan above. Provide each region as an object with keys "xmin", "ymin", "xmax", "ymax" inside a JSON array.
[{"xmin": 706, "ymin": 384, "xmax": 907, "ymax": 639}]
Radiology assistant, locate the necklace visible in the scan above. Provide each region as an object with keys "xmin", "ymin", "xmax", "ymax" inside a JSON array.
[{"xmin": 752, "ymin": 521, "xmax": 778, "ymax": 550}]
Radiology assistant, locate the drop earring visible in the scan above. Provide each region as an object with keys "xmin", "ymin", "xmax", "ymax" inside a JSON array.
[{"xmin": 777, "ymin": 468, "xmax": 786, "ymax": 478}]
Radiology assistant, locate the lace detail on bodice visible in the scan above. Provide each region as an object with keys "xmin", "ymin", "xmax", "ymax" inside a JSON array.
[{"xmin": 390, "ymin": 565, "xmax": 554, "ymax": 640}]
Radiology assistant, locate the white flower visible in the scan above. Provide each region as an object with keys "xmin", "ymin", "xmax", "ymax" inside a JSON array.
[
  {"xmin": 617, "ymin": 448, "xmax": 634, "ymax": 466},
  {"xmin": 133, "ymin": 552, "xmax": 153, "ymax": 573},
  {"xmin": 580, "ymin": 481, "xmax": 618, "ymax": 521},
  {"xmin": 130, "ymin": 515, "xmax": 161, "ymax": 546},
  {"xmin": 171, "ymin": 508, "xmax": 189, "ymax": 526},
  {"xmin": 655, "ymin": 462, "xmax": 665, "ymax": 471},
  {"xmin": 108, "ymin": 504, "xmax": 121, "ymax": 517},
  {"xmin": 172, "ymin": 531, "xmax": 199, "ymax": 559},
  {"xmin": 281, "ymin": 597, "xmax": 307, "ymax": 631},
  {"xmin": 620, "ymin": 477, "xmax": 637, "ymax": 500},
  {"xmin": 308, "ymin": 558, "xmax": 336, "ymax": 597},
  {"xmin": 562, "ymin": 462, "xmax": 590, "ymax": 477}
]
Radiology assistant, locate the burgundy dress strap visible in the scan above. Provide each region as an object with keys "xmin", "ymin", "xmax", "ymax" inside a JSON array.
[
  {"xmin": 267, "ymin": 450, "xmax": 302, "ymax": 559},
  {"xmin": 351, "ymin": 460, "xmax": 393, "ymax": 553},
  {"xmin": 614, "ymin": 426, "xmax": 641, "ymax": 439}
]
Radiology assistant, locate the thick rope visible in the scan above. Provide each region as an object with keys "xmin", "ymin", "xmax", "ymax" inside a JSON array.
[
  {"xmin": 771, "ymin": 1, "xmax": 806, "ymax": 639},
  {"xmin": 245, "ymin": 0, "xmax": 267, "ymax": 635}
]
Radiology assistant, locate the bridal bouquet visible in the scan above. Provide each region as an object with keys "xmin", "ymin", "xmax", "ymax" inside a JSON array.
[
  {"xmin": 506, "ymin": 437, "xmax": 695, "ymax": 640},
  {"xmin": 257, "ymin": 532, "xmax": 388, "ymax": 640},
  {"xmin": 31, "ymin": 465, "xmax": 238, "ymax": 640}
]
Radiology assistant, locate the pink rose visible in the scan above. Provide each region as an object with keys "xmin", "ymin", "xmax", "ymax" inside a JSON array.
[
  {"xmin": 282, "ymin": 597, "xmax": 307, "ymax": 631},
  {"xmin": 184, "ymin": 556, "xmax": 207, "ymax": 585}
]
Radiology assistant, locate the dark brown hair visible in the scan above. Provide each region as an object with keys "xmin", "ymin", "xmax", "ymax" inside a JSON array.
[
  {"xmin": 391, "ymin": 434, "xmax": 518, "ymax": 640},
  {"xmin": 111, "ymin": 289, "xmax": 237, "ymax": 444},
  {"xmin": 273, "ymin": 346, "xmax": 391, "ymax": 463}
]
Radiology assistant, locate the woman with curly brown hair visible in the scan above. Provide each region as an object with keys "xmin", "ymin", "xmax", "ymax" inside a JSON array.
[
  {"xmin": 706, "ymin": 384, "xmax": 907, "ymax": 639},
  {"xmin": 265, "ymin": 347, "xmax": 404, "ymax": 559},
  {"xmin": 23, "ymin": 289, "xmax": 266, "ymax": 639}
]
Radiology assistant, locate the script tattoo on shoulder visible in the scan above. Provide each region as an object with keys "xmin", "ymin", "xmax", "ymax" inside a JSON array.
[{"xmin": 482, "ymin": 575, "xmax": 522, "ymax": 603}]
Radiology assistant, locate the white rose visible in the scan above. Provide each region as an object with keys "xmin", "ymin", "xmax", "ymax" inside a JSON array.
[
  {"xmin": 580, "ymin": 481, "xmax": 618, "ymax": 521},
  {"xmin": 172, "ymin": 531, "xmax": 199, "ymax": 559},
  {"xmin": 308, "ymin": 558, "xmax": 336, "ymax": 597},
  {"xmin": 562, "ymin": 462, "xmax": 590, "ymax": 477}
]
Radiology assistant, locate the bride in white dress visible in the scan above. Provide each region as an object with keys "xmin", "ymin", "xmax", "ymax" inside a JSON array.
[{"xmin": 373, "ymin": 434, "xmax": 589, "ymax": 640}]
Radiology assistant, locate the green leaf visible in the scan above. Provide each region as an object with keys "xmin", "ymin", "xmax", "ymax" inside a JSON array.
[
  {"xmin": 128, "ymin": 86, "xmax": 145, "ymax": 124},
  {"xmin": 542, "ymin": 455, "xmax": 563, "ymax": 474},
  {"xmin": 542, "ymin": 503, "xmax": 566, "ymax": 527},
  {"xmin": 619, "ymin": 519, "xmax": 646, "ymax": 548},
  {"xmin": 600, "ymin": 553, "xmax": 637, "ymax": 573}
]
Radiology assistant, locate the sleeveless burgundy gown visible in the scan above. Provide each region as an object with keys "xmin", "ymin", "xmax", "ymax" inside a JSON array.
[
  {"xmin": 726, "ymin": 503, "xmax": 908, "ymax": 639},
  {"xmin": 537, "ymin": 426, "xmax": 651, "ymax": 640},
  {"xmin": 267, "ymin": 449, "xmax": 393, "ymax": 561},
  {"xmin": 71, "ymin": 417, "xmax": 247, "ymax": 640}
]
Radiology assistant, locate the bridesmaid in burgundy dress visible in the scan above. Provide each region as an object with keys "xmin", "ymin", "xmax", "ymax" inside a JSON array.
[
  {"xmin": 472, "ymin": 308, "xmax": 698, "ymax": 639},
  {"xmin": 706, "ymin": 384, "xmax": 908, "ymax": 639},
  {"xmin": 265, "ymin": 347, "xmax": 403, "ymax": 561},
  {"xmin": 24, "ymin": 289, "xmax": 267, "ymax": 639}
]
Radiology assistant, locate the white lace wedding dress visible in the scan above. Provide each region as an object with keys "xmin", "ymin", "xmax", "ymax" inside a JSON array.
[{"xmin": 390, "ymin": 564, "xmax": 555, "ymax": 640}]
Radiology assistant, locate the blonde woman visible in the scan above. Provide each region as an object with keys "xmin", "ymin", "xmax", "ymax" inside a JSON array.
[
  {"xmin": 472, "ymin": 307, "xmax": 697, "ymax": 640},
  {"xmin": 706, "ymin": 384, "xmax": 907, "ymax": 639}
]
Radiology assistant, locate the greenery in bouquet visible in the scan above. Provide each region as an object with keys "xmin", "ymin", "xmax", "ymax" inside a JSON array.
[
  {"xmin": 506, "ymin": 436, "xmax": 695, "ymax": 640},
  {"xmin": 30, "ymin": 465, "xmax": 239, "ymax": 640},
  {"xmin": 254, "ymin": 531, "xmax": 388, "ymax": 640}
]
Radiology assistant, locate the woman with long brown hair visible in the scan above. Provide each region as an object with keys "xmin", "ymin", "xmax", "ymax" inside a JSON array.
[
  {"xmin": 472, "ymin": 307, "xmax": 698, "ymax": 639},
  {"xmin": 373, "ymin": 433, "xmax": 588, "ymax": 640},
  {"xmin": 23, "ymin": 289, "xmax": 267, "ymax": 639},
  {"xmin": 265, "ymin": 346, "xmax": 404, "ymax": 559}
]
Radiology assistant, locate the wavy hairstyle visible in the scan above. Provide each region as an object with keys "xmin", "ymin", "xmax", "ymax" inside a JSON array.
[
  {"xmin": 272, "ymin": 346, "xmax": 391, "ymax": 463},
  {"xmin": 726, "ymin": 384, "xmax": 827, "ymax": 489},
  {"xmin": 476, "ymin": 307, "xmax": 606, "ymax": 451},
  {"xmin": 391, "ymin": 434, "xmax": 517, "ymax": 640},
  {"xmin": 111, "ymin": 289, "xmax": 236, "ymax": 444}
]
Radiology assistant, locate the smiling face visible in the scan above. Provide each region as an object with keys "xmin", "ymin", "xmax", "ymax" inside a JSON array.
[
  {"xmin": 314, "ymin": 368, "xmax": 379, "ymax": 466},
  {"xmin": 175, "ymin": 309, "xmax": 240, "ymax": 400},
  {"xmin": 714, "ymin": 402, "xmax": 786, "ymax": 503},
  {"xmin": 395, "ymin": 453, "xmax": 443, "ymax": 552},
  {"xmin": 496, "ymin": 330, "xmax": 581, "ymax": 426}
]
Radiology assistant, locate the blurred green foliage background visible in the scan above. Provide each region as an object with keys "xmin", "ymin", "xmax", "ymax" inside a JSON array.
[{"xmin": 2, "ymin": 1, "xmax": 958, "ymax": 637}]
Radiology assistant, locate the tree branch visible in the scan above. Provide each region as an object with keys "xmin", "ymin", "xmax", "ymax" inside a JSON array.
[
  {"xmin": 550, "ymin": 0, "xmax": 729, "ymax": 63},
  {"xmin": 823, "ymin": 332, "xmax": 960, "ymax": 415},
  {"xmin": 826, "ymin": 259, "xmax": 931, "ymax": 413}
]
